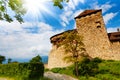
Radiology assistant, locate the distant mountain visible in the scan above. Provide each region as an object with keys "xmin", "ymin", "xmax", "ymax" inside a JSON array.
[
  {"xmin": 41, "ymin": 56, "xmax": 48, "ymax": 64},
  {"xmin": 4, "ymin": 56, "xmax": 48, "ymax": 64}
]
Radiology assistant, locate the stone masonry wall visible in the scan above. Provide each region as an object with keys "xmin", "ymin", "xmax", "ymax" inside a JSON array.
[
  {"xmin": 48, "ymin": 45, "xmax": 72, "ymax": 69},
  {"xmin": 110, "ymin": 41, "xmax": 120, "ymax": 60},
  {"xmin": 76, "ymin": 11, "xmax": 112, "ymax": 59}
]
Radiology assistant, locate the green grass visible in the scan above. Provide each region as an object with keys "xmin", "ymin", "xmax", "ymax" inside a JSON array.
[
  {"xmin": 50, "ymin": 60, "xmax": 120, "ymax": 80},
  {"xmin": 50, "ymin": 66, "xmax": 75, "ymax": 76},
  {"xmin": 40, "ymin": 77, "xmax": 52, "ymax": 80},
  {"xmin": 0, "ymin": 77, "xmax": 52, "ymax": 80}
]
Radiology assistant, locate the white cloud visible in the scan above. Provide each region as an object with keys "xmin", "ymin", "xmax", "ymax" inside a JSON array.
[
  {"xmin": 61, "ymin": 22, "xmax": 66, "ymax": 27},
  {"xmin": 74, "ymin": 0, "xmax": 84, "ymax": 4},
  {"xmin": 71, "ymin": 9, "xmax": 83, "ymax": 18},
  {"xmin": 64, "ymin": 0, "xmax": 84, "ymax": 11},
  {"xmin": 0, "ymin": 21, "xmax": 23, "ymax": 34},
  {"xmin": 0, "ymin": 21, "xmax": 64, "ymax": 59},
  {"xmin": 91, "ymin": 2, "xmax": 114, "ymax": 13},
  {"xmin": 60, "ymin": 0, "xmax": 85, "ymax": 27},
  {"xmin": 65, "ymin": 0, "xmax": 85, "ymax": 10},
  {"xmin": 60, "ymin": 14, "xmax": 69, "ymax": 26},
  {"xmin": 38, "ymin": 22, "xmax": 53, "ymax": 31},
  {"xmin": 103, "ymin": 12, "xmax": 117, "ymax": 24},
  {"xmin": 67, "ymin": 0, "xmax": 76, "ymax": 10},
  {"xmin": 107, "ymin": 27, "xmax": 120, "ymax": 33}
]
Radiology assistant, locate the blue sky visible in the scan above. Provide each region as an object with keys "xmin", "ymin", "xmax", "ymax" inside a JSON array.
[{"xmin": 0, "ymin": 0, "xmax": 120, "ymax": 61}]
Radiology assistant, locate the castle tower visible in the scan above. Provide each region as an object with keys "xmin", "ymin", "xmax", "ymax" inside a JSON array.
[
  {"xmin": 48, "ymin": 9, "xmax": 118, "ymax": 69},
  {"xmin": 75, "ymin": 9, "xmax": 112, "ymax": 59}
]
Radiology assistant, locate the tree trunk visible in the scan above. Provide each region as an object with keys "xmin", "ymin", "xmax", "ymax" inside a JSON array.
[{"xmin": 75, "ymin": 62, "xmax": 79, "ymax": 76}]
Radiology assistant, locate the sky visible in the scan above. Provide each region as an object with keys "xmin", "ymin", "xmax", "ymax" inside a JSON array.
[{"xmin": 0, "ymin": 0, "xmax": 120, "ymax": 61}]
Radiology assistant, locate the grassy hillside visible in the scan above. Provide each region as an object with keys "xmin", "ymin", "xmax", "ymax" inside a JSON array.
[{"xmin": 50, "ymin": 60, "xmax": 120, "ymax": 80}]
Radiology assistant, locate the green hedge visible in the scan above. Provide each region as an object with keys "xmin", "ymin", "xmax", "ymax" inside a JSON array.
[{"xmin": 0, "ymin": 62, "xmax": 44, "ymax": 80}]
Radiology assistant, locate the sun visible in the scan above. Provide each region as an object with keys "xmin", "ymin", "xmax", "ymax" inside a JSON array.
[{"xmin": 23, "ymin": 0, "xmax": 52, "ymax": 19}]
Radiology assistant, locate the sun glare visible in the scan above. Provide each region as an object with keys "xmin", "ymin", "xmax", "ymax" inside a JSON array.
[{"xmin": 23, "ymin": 0, "xmax": 52, "ymax": 19}]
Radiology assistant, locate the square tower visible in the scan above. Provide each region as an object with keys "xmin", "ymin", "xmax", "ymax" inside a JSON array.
[{"xmin": 75, "ymin": 9, "xmax": 112, "ymax": 59}]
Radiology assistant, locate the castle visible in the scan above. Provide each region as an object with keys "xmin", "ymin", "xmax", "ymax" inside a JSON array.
[{"xmin": 48, "ymin": 9, "xmax": 120, "ymax": 69}]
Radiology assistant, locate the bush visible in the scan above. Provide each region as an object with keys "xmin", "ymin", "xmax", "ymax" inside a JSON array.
[
  {"xmin": 51, "ymin": 68, "xmax": 62, "ymax": 73},
  {"xmin": 92, "ymin": 57, "xmax": 102, "ymax": 63},
  {"xmin": 0, "ymin": 62, "xmax": 44, "ymax": 80},
  {"xmin": 77, "ymin": 57, "xmax": 102, "ymax": 76},
  {"xmin": 40, "ymin": 77, "xmax": 52, "ymax": 80},
  {"xmin": 45, "ymin": 68, "xmax": 50, "ymax": 72}
]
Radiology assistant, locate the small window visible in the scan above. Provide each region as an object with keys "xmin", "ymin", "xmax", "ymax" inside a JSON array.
[
  {"xmin": 97, "ymin": 25, "xmax": 101, "ymax": 28},
  {"xmin": 96, "ymin": 21, "xmax": 101, "ymax": 28}
]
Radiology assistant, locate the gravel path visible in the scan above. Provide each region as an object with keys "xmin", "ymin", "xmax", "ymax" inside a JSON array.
[
  {"xmin": 44, "ymin": 72, "xmax": 78, "ymax": 80},
  {"xmin": 0, "ymin": 72, "xmax": 78, "ymax": 80}
]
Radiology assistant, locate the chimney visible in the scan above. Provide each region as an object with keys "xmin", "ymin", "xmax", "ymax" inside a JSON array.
[{"xmin": 117, "ymin": 28, "xmax": 120, "ymax": 32}]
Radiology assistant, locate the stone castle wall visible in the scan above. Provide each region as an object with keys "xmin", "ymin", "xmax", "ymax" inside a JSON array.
[
  {"xmin": 48, "ymin": 45, "xmax": 72, "ymax": 69},
  {"xmin": 110, "ymin": 41, "xmax": 120, "ymax": 60}
]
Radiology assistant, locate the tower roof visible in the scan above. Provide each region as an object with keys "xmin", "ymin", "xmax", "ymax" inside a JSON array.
[{"xmin": 75, "ymin": 9, "xmax": 102, "ymax": 19}]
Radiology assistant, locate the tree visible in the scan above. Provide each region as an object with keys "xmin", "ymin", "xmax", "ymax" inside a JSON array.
[
  {"xmin": 59, "ymin": 30, "xmax": 87, "ymax": 76},
  {"xmin": 0, "ymin": 0, "xmax": 68, "ymax": 23},
  {"xmin": 0, "ymin": 55, "xmax": 6, "ymax": 64},
  {"xmin": 53, "ymin": 0, "xmax": 69, "ymax": 9},
  {"xmin": 30, "ymin": 55, "xmax": 42, "ymax": 63},
  {"xmin": 8, "ymin": 58, "xmax": 12, "ymax": 63},
  {"xmin": 0, "ymin": 0, "xmax": 26, "ymax": 23}
]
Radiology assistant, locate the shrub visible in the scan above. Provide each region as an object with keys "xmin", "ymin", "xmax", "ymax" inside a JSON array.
[
  {"xmin": 45, "ymin": 68, "xmax": 50, "ymax": 72},
  {"xmin": 51, "ymin": 68, "xmax": 62, "ymax": 73},
  {"xmin": 40, "ymin": 77, "xmax": 52, "ymax": 80},
  {"xmin": 77, "ymin": 57, "xmax": 102, "ymax": 76},
  {"xmin": 0, "ymin": 62, "xmax": 44, "ymax": 80},
  {"xmin": 92, "ymin": 57, "xmax": 102, "ymax": 63}
]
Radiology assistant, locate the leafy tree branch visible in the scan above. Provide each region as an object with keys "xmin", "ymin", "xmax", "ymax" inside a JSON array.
[{"xmin": 0, "ymin": 0, "xmax": 68, "ymax": 23}]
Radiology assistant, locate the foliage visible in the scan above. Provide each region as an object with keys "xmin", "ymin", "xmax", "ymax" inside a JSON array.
[
  {"xmin": 51, "ymin": 68, "xmax": 63, "ymax": 73},
  {"xmin": 8, "ymin": 58, "xmax": 12, "ymax": 63},
  {"xmin": 50, "ymin": 57, "xmax": 102, "ymax": 77},
  {"xmin": 53, "ymin": 0, "xmax": 69, "ymax": 9},
  {"xmin": 51, "ymin": 59, "xmax": 120, "ymax": 80},
  {"xmin": 0, "ymin": 62, "xmax": 44, "ymax": 80},
  {"xmin": 29, "ymin": 55, "xmax": 42, "ymax": 63},
  {"xmin": 45, "ymin": 68, "xmax": 50, "ymax": 72},
  {"xmin": 51, "ymin": 67, "xmax": 74, "ymax": 76},
  {"xmin": 40, "ymin": 77, "xmax": 52, "ymax": 80},
  {"xmin": 0, "ymin": 0, "xmax": 25, "ymax": 23},
  {"xmin": 0, "ymin": 0, "xmax": 68, "ymax": 23},
  {"xmin": 77, "ymin": 57, "xmax": 102, "ymax": 76},
  {"xmin": 99, "ymin": 60, "xmax": 120, "ymax": 75},
  {"xmin": 59, "ymin": 30, "xmax": 87, "ymax": 76},
  {"xmin": 0, "ymin": 55, "xmax": 6, "ymax": 64}
]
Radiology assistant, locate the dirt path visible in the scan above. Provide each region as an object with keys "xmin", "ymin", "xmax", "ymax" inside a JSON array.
[
  {"xmin": 0, "ymin": 72, "xmax": 78, "ymax": 80},
  {"xmin": 44, "ymin": 72, "xmax": 78, "ymax": 80}
]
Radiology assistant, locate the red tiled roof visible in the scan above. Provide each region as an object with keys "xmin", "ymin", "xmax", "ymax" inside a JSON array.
[
  {"xmin": 75, "ymin": 9, "xmax": 102, "ymax": 19},
  {"xmin": 108, "ymin": 32, "xmax": 120, "ymax": 41},
  {"xmin": 50, "ymin": 29, "xmax": 76, "ymax": 43}
]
